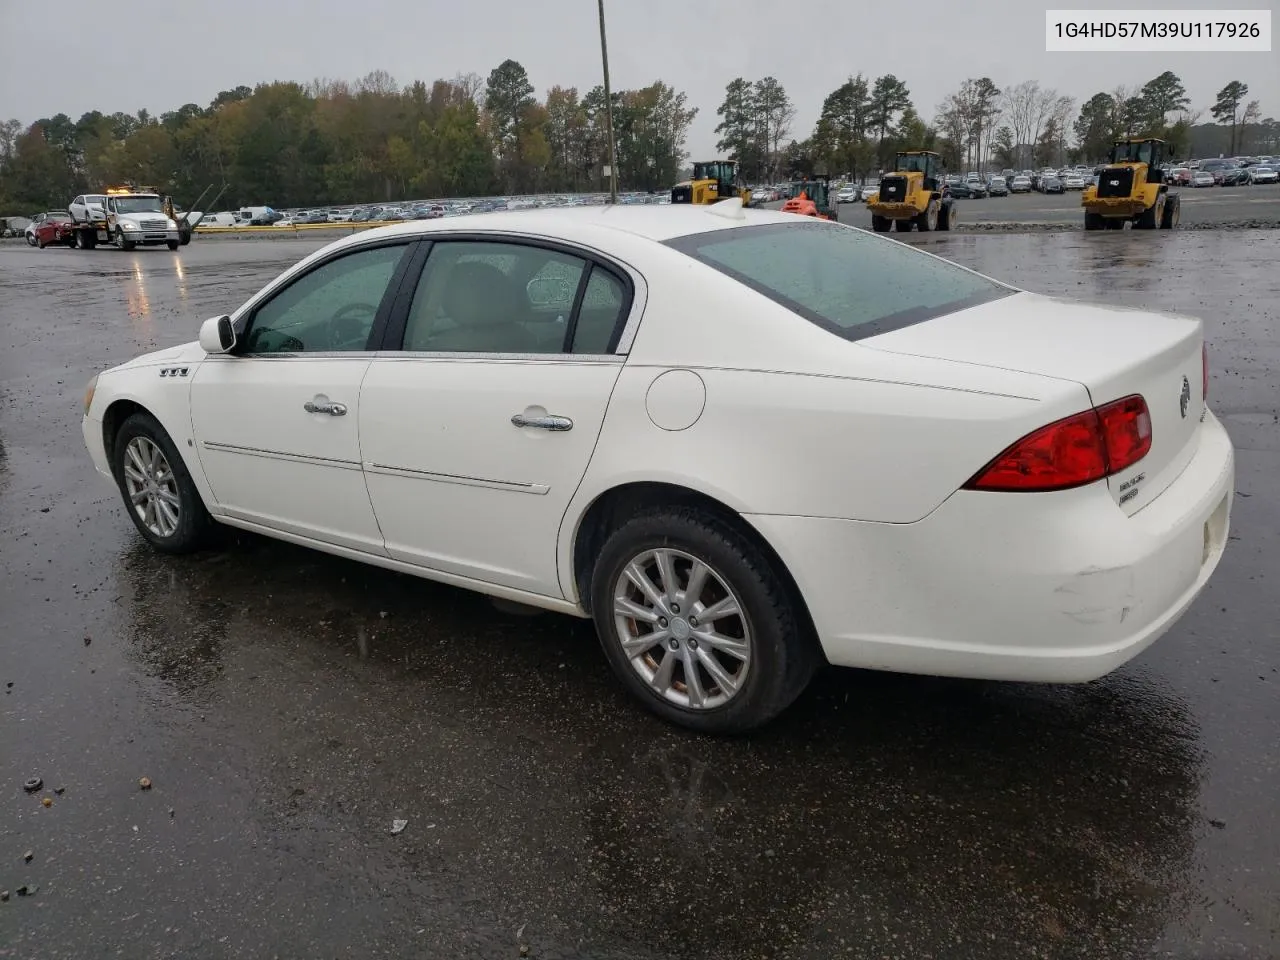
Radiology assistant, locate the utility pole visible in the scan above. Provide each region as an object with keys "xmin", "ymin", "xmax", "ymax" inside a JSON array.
[{"xmin": 598, "ymin": 0, "xmax": 619, "ymax": 203}]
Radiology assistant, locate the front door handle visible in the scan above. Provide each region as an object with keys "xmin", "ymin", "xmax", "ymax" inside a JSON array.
[
  {"xmin": 304, "ymin": 399, "xmax": 347, "ymax": 416},
  {"xmin": 510, "ymin": 413, "xmax": 573, "ymax": 431}
]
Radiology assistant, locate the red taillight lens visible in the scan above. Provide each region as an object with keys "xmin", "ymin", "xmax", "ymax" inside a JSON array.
[
  {"xmin": 965, "ymin": 395, "xmax": 1151, "ymax": 493},
  {"xmin": 1202, "ymin": 341, "xmax": 1209, "ymax": 401},
  {"xmin": 1096, "ymin": 394, "xmax": 1152, "ymax": 473}
]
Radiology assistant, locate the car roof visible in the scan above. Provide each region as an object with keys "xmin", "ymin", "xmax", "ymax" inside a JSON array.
[{"xmin": 324, "ymin": 204, "xmax": 800, "ymax": 252}]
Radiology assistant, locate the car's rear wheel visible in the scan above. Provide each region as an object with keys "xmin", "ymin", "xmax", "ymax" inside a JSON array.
[
  {"xmin": 590, "ymin": 507, "xmax": 819, "ymax": 734},
  {"xmin": 112, "ymin": 412, "xmax": 214, "ymax": 554}
]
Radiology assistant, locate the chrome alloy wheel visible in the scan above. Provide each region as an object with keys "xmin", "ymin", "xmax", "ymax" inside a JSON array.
[
  {"xmin": 612, "ymin": 548, "xmax": 752, "ymax": 710},
  {"xmin": 121, "ymin": 436, "xmax": 181, "ymax": 538}
]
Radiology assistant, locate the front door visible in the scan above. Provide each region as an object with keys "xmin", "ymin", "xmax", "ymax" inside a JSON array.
[
  {"xmin": 359, "ymin": 238, "xmax": 633, "ymax": 598},
  {"xmin": 190, "ymin": 240, "xmax": 415, "ymax": 553}
]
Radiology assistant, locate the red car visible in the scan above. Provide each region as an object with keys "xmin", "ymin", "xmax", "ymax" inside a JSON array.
[{"xmin": 33, "ymin": 213, "xmax": 76, "ymax": 248}]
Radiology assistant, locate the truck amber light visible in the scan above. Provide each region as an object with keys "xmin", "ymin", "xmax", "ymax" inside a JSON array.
[{"xmin": 964, "ymin": 395, "xmax": 1151, "ymax": 493}]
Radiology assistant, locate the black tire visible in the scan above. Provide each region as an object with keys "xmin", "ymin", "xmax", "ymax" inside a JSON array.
[
  {"xmin": 26, "ymin": 232, "xmax": 37, "ymax": 246},
  {"xmin": 167, "ymin": 240, "xmax": 180, "ymax": 251},
  {"xmin": 916, "ymin": 199, "xmax": 938, "ymax": 232},
  {"xmin": 179, "ymin": 228, "xmax": 192, "ymax": 246},
  {"xmin": 871, "ymin": 215, "xmax": 891, "ymax": 232},
  {"xmin": 589, "ymin": 506, "xmax": 820, "ymax": 734},
  {"xmin": 1084, "ymin": 212, "xmax": 1106, "ymax": 231},
  {"xmin": 938, "ymin": 200, "xmax": 955, "ymax": 231},
  {"xmin": 894, "ymin": 217, "xmax": 913, "ymax": 233},
  {"xmin": 36, "ymin": 236, "xmax": 45, "ymax": 249},
  {"xmin": 1135, "ymin": 197, "xmax": 1160, "ymax": 230},
  {"xmin": 111, "ymin": 412, "xmax": 215, "ymax": 554},
  {"xmin": 1160, "ymin": 193, "xmax": 1180, "ymax": 229},
  {"xmin": 115, "ymin": 229, "xmax": 136, "ymax": 252}
]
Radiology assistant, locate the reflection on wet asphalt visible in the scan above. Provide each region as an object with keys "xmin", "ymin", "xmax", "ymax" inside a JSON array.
[{"xmin": 1, "ymin": 235, "xmax": 1277, "ymax": 959}]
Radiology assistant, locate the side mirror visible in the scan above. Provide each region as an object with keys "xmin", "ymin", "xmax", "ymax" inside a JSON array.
[{"xmin": 199, "ymin": 315, "xmax": 236, "ymax": 354}]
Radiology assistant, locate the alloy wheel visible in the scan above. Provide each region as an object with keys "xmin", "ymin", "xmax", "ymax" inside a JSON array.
[
  {"xmin": 612, "ymin": 548, "xmax": 752, "ymax": 710},
  {"xmin": 121, "ymin": 436, "xmax": 181, "ymax": 538}
]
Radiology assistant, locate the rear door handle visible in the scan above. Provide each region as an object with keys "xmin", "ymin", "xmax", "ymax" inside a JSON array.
[
  {"xmin": 510, "ymin": 414, "xmax": 573, "ymax": 431},
  {"xmin": 304, "ymin": 399, "xmax": 347, "ymax": 416}
]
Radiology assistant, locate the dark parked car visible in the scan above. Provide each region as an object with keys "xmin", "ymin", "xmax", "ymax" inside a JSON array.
[
  {"xmin": 945, "ymin": 181, "xmax": 976, "ymax": 199},
  {"xmin": 986, "ymin": 176, "xmax": 1009, "ymax": 197},
  {"xmin": 1219, "ymin": 165, "xmax": 1250, "ymax": 187},
  {"xmin": 1041, "ymin": 175, "xmax": 1065, "ymax": 194}
]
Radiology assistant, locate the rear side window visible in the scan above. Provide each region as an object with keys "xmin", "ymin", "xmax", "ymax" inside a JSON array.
[{"xmin": 666, "ymin": 221, "xmax": 1012, "ymax": 340}]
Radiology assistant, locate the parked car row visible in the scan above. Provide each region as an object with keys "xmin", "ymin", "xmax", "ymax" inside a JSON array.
[{"xmin": 1163, "ymin": 158, "xmax": 1277, "ymax": 186}]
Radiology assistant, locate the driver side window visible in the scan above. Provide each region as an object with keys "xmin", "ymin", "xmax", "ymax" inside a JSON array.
[{"xmin": 242, "ymin": 243, "xmax": 407, "ymax": 354}]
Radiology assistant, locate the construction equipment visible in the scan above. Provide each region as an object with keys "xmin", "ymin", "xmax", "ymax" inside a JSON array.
[
  {"xmin": 671, "ymin": 161, "xmax": 752, "ymax": 206},
  {"xmin": 1081, "ymin": 138, "xmax": 1180, "ymax": 230},
  {"xmin": 779, "ymin": 175, "xmax": 838, "ymax": 220},
  {"xmin": 865, "ymin": 151, "xmax": 956, "ymax": 233}
]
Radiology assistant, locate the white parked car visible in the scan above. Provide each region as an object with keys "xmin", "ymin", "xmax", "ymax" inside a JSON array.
[
  {"xmin": 68, "ymin": 194, "xmax": 109, "ymax": 223},
  {"xmin": 836, "ymin": 186, "xmax": 858, "ymax": 203},
  {"xmin": 1191, "ymin": 170, "xmax": 1216, "ymax": 188},
  {"xmin": 1062, "ymin": 173, "xmax": 1087, "ymax": 190},
  {"xmin": 80, "ymin": 205, "xmax": 1234, "ymax": 732},
  {"xmin": 198, "ymin": 212, "xmax": 239, "ymax": 228},
  {"xmin": 1247, "ymin": 165, "xmax": 1277, "ymax": 184},
  {"xmin": 1010, "ymin": 176, "xmax": 1032, "ymax": 192}
]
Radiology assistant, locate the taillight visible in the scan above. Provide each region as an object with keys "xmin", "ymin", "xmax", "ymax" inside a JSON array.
[
  {"xmin": 1202, "ymin": 341, "xmax": 1209, "ymax": 401},
  {"xmin": 964, "ymin": 395, "xmax": 1151, "ymax": 493}
]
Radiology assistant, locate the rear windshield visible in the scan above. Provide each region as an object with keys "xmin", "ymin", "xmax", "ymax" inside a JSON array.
[{"xmin": 665, "ymin": 220, "xmax": 1012, "ymax": 340}]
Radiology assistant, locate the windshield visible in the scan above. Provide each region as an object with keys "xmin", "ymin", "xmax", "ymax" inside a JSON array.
[
  {"xmin": 112, "ymin": 196, "xmax": 164, "ymax": 214},
  {"xmin": 666, "ymin": 220, "xmax": 1012, "ymax": 341},
  {"xmin": 896, "ymin": 154, "xmax": 932, "ymax": 173},
  {"xmin": 1112, "ymin": 141, "xmax": 1155, "ymax": 165}
]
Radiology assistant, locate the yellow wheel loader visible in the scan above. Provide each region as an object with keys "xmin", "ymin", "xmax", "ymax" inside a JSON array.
[
  {"xmin": 1082, "ymin": 138, "xmax": 1181, "ymax": 231},
  {"xmin": 865, "ymin": 151, "xmax": 956, "ymax": 233},
  {"xmin": 671, "ymin": 161, "xmax": 752, "ymax": 206}
]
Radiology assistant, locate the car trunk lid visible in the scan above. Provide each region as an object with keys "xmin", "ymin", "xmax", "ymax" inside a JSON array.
[{"xmin": 863, "ymin": 291, "xmax": 1205, "ymax": 514}]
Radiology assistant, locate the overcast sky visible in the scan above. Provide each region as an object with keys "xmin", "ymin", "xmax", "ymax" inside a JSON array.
[{"xmin": 1, "ymin": 0, "xmax": 1275, "ymax": 156}]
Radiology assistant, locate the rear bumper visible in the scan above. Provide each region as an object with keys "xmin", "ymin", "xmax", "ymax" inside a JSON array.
[
  {"xmin": 1083, "ymin": 198, "xmax": 1147, "ymax": 216},
  {"xmin": 748, "ymin": 410, "xmax": 1234, "ymax": 682},
  {"xmin": 866, "ymin": 202, "xmax": 917, "ymax": 217}
]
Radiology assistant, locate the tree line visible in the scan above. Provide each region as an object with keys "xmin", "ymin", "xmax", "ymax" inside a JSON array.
[
  {"xmin": 1, "ymin": 62, "xmax": 1275, "ymax": 215},
  {"xmin": 749, "ymin": 72, "xmax": 1274, "ymax": 182},
  {"xmin": 0, "ymin": 59, "xmax": 695, "ymax": 214}
]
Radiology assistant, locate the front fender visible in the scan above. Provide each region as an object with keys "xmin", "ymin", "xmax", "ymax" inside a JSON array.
[{"xmin": 88, "ymin": 357, "xmax": 219, "ymax": 512}]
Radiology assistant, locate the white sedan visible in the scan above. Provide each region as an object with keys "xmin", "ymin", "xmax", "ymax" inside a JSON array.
[{"xmin": 81, "ymin": 204, "xmax": 1234, "ymax": 732}]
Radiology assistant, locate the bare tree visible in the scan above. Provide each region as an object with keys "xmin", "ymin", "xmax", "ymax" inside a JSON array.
[
  {"xmin": 1005, "ymin": 82, "xmax": 1066, "ymax": 168},
  {"xmin": 1240, "ymin": 99, "xmax": 1262, "ymax": 152},
  {"xmin": 452, "ymin": 71, "xmax": 485, "ymax": 107}
]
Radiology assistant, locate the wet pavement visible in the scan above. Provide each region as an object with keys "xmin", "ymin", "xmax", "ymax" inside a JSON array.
[{"xmin": 2, "ymin": 234, "xmax": 1278, "ymax": 959}]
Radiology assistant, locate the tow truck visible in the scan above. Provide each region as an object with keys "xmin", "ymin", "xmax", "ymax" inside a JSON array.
[{"xmin": 67, "ymin": 184, "xmax": 224, "ymax": 250}]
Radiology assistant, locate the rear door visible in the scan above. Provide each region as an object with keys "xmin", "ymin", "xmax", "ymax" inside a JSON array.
[{"xmin": 359, "ymin": 236, "xmax": 634, "ymax": 598}]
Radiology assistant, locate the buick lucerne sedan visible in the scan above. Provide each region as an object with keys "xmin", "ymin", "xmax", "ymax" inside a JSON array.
[{"xmin": 82, "ymin": 204, "xmax": 1234, "ymax": 733}]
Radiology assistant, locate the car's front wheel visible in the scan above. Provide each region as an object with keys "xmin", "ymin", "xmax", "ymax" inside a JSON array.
[
  {"xmin": 590, "ymin": 507, "xmax": 819, "ymax": 734},
  {"xmin": 112, "ymin": 412, "xmax": 214, "ymax": 553}
]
